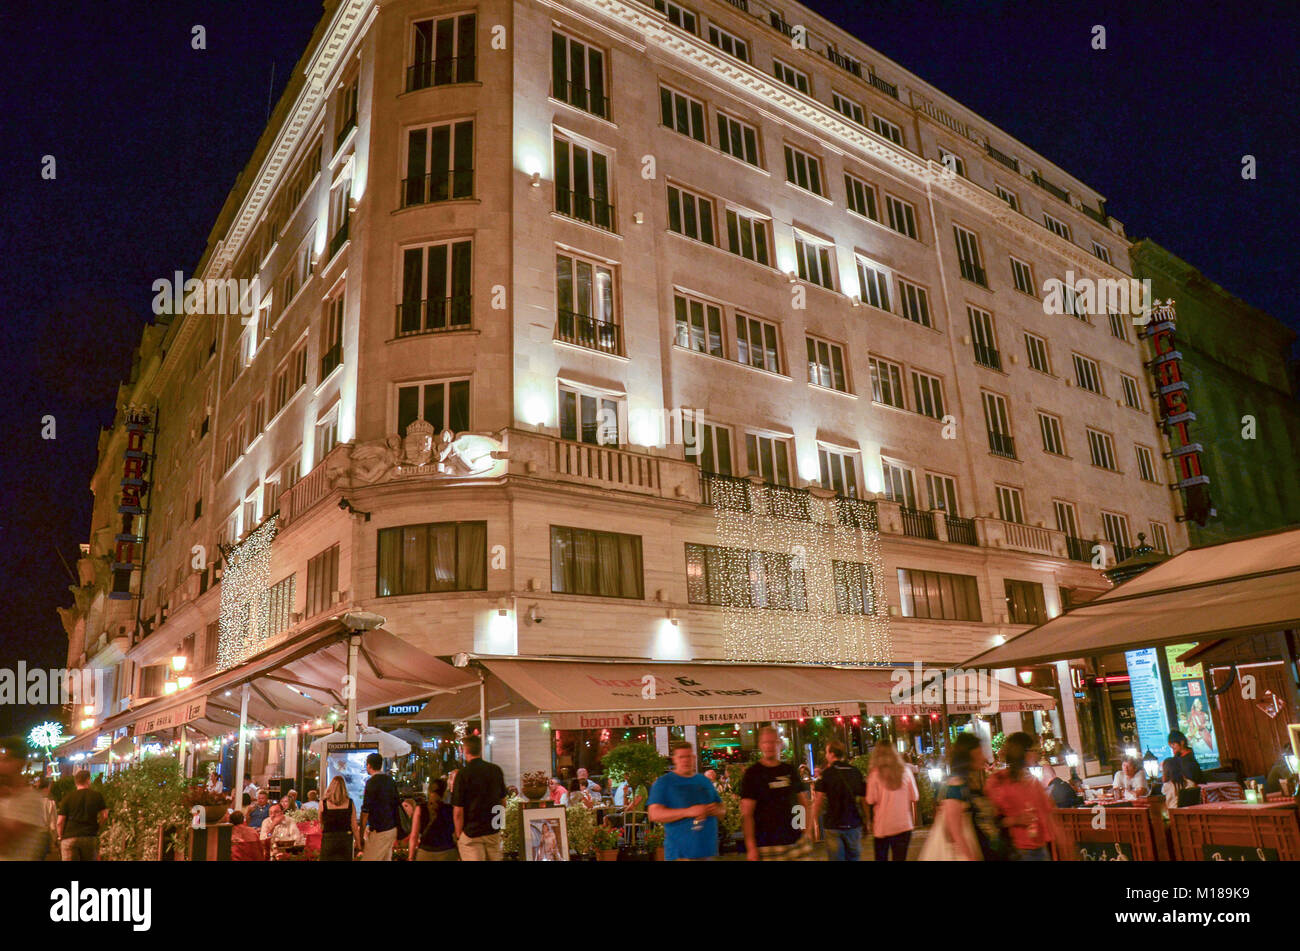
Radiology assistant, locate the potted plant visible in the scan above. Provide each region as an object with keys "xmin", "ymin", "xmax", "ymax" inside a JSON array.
[
  {"xmin": 501, "ymin": 796, "xmax": 524, "ymax": 859},
  {"xmin": 521, "ymin": 770, "xmax": 549, "ymax": 802},
  {"xmin": 645, "ymin": 823, "xmax": 665, "ymax": 861},
  {"xmin": 100, "ymin": 755, "xmax": 189, "ymax": 861},
  {"xmin": 593, "ymin": 825, "xmax": 621, "ymax": 861},
  {"xmin": 565, "ymin": 802, "xmax": 596, "ymax": 859},
  {"xmin": 182, "ymin": 783, "xmax": 228, "ymax": 825}
]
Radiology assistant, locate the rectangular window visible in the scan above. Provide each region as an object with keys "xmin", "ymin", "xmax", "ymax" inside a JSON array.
[
  {"xmin": 897, "ymin": 568, "xmax": 981, "ymax": 621},
  {"xmin": 884, "ymin": 194, "xmax": 917, "ymax": 239},
  {"xmin": 832, "ymin": 561, "xmax": 876, "ymax": 615},
  {"xmin": 911, "ymin": 370, "xmax": 945, "ymax": 420},
  {"xmin": 880, "ymin": 459, "xmax": 916, "ymax": 508},
  {"xmin": 844, "ymin": 172, "xmax": 878, "ymax": 220},
  {"xmin": 1073, "ymin": 353, "xmax": 1102, "ymax": 394},
  {"xmin": 716, "ymin": 111, "xmax": 760, "ymax": 166},
  {"xmin": 871, "ymin": 114, "xmax": 903, "ymax": 146},
  {"xmin": 938, "ymin": 147, "xmax": 966, "ymax": 177},
  {"xmin": 1109, "ymin": 312, "xmax": 1130, "ymax": 342},
  {"xmin": 995, "ymin": 183, "xmax": 1020, "ymax": 212},
  {"xmin": 337, "ymin": 78, "xmax": 358, "ymax": 146},
  {"xmin": 1005, "ymin": 579, "xmax": 1047, "ymax": 625},
  {"xmin": 674, "ymin": 294, "xmax": 724, "ymax": 357},
  {"xmin": 1062, "ymin": 282, "xmax": 1089, "ymax": 322},
  {"xmin": 736, "ymin": 314, "xmax": 781, "ymax": 373},
  {"xmin": 554, "ymin": 136, "xmax": 614, "ymax": 231},
  {"xmin": 953, "ymin": 225, "xmax": 986, "ymax": 286},
  {"xmin": 321, "ymin": 295, "xmax": 344, "ymax": 378},
  {"xmin": 377, "ymin": 522, "xmax": 488, "ymax": 596},
  {"xmin": 725, "ymin": 208, "xmax": 770, "ymax": 265},
  {"xmin": 783, "ymin": 145, "xmax": 824, "ymax": 195},
  {"xmin": 399, "ymin": 239, "xmax": 473, "ymax": 335},
  {"xmin": 552, "ymin": 526, "xmax": 643, "ymax": 598},
  {"xmin": 983, "ymin": 391, "xmax": 1014, "ymax": 458},
  {"xmin": 832, "ymin": 92, "xmax": 865, "ymax": 125},
  {"xmin": 1149, "ymin": 521, "xmax": 1170, "ymax": 554},
  {"xmin": 552, "ymin": 32, "xmax": 608, "ymax": 119},
  {"xmin": 305, "ymin": 544, "xmax": 339, "ymax": 618},
  {"xmin": 807, "ymin": 336, "xmax": 848, "ymax": 391},
  {"xmin": 1091, "ymin": 241, "xmax": 1111, "ymax": 264},
  {"xmin": 403, "ymin": 120, "xmax": 474, "ymax": 206},
  {"xmin": 1102, "ymin": 511, "xmax": 1131, "ymax": 556},
  {"xmin": 685, "ymin": 419, "xmax": 732, "ymax": 475},
  {"xmin": 856, "ymin": 258, "xmax": 890, "ymax": 309},
  {"xmin": 1010, "ymin": 257, "xmax": 1035, "ymax": 295},
  {"xmin": 267, "ymin": 575, "xmax": 297, "ymax": 638},
  {"xmin": 686, "ymin": 543, "xmax": 807, "ymax": 610},
  {"xmin": 1087, "ymin": 429, "xmax": 1117, "ymax": 471},
  {"xmin": 263, "ymin": 474, "xmax": 282, "ymax": 519},
  {"xmin": 897, "ymin": 278, "xmax": 931, "ymax": 328},
  {"xmin": 794, "ymin": 235, "xmax": 834, "ymax": 289},
  {"xmin": 559, "ymin": 387, "xmax": 621, "ymax": 446},
  {"xmin": 409, "ymin": 13, "xmax": 476, "ymax": 90},
  {"xmin": 654, "ymin": 0, "xmax": 697, "ymax": 33},
  {"xmin": 1039, "ymin": 412, "xmax": 1064, "ymax": 455},
  {"xmin": 1121, "ymin": 373, "xmax": 1141, "ymax": 409},
  {"xmin": 1054, "ymin": 500, "xmax": 1080, "ymax": 538},
  {"xmin": 773, "ymin": 58, "xmax": 809, "ymax": 93},
  {"xmin": 202, "ymin": 621, "xmax": 220, "ymax": 669},
  {"xmin": 397, "ymin": 379, "xmax": 470, "ymax": 436},
  {"xmin": 818, "ymin": 449, "xmax": 859, "ymax": 497},
  {"xmin": 660, "ymin": 86, "xmax": 706, "ymax": 142},
  {"xmin": 1135, "ymin": 444, "xmax": 1157, "ymax": 482},
  {"xmin": 555, "ymin": 252, "xmax": 617, "ymax": 353},
  {"xmin": 271, "ymin": 345, "xmax": 307, "ymax": 417},
  {"xmin": 925, "ymin": 472, "xmax": 959, "ymax": 516},
  {"xmin": 745, "ymin": 433, "xmax": 791, "ymax": 485},
  {"xmin": 1024, "ymin": 332, "xmax": 1051, "ymax": 374},
  {"xmin": 869, "ymin": 357, "xmax": 905, "ymax": 409},
  {"xmin": 329, "ymin": 179, "xmax": 351, "ymax": 257},
  {"xmin": 667, "ymin": 184, "xmax": 715, "ymax": 244},
  {"xmin": 996, "ymin": 484, "xmax": 1025, "ymax": 524},
  {"xmin": 316, "ymin": 411, "xmax": 339, "ymax": 459},
  {"xmin": 969, "ymin": 307, "xmax": 1000, "ymax": 370},
  {"xmin": 1043, "ymin": 212, "xmax": 1072, "ymax": 241},
  {"xmin": 708, "ymin": 24, "xmax": 749, "ymax": 61}
]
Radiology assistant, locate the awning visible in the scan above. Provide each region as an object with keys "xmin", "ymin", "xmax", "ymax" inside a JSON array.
[
  {"xmin": 962, "ymin": 527, "xmax": 1300, "ymax": 670},
  {"xmin": 417, "ymin": 658, "xmax": 1053, "ymax": 728}
]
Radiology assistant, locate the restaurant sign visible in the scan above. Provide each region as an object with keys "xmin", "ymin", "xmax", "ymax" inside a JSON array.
[
  {"xmin": 1078, "ymin": 842, "xmax": 1133, "ymax": 861},
  {"xmin": 110, "ymin": 409, "xmax": 154, "ymax": 600},
  {"xmin": 1142, "ymin": 301, "xmax": 1212, "ymax": 525},
  {"xmin": 551, "ymin": 703, "xmax": 858, "ymax": 730},
  {"xmin": 1202, "ymin": 844, "xmax": 1278, "ymax": 861},
  {"xmin": 135, "ymin": 697, "xmax": 206, "ymax": 734}
]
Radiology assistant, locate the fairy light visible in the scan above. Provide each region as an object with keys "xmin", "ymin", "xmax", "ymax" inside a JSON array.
[
  {"xmin": 217, "ymin": 516, "xmax": 279, "ymax": 670},
  {"xmin": 706, "ymin": 476, "xmax": 891, "ymax": 665}
]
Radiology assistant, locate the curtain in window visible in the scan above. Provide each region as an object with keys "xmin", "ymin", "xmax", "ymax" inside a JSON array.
[
  {"xmin": 457, "ymin": 521, "xmax": 486, "ymax": 589},
  {"xmin": 401, "ymin": 526, "xmax": 425, "ymax": 595},
  {"xmin": 429, "ymin": 523, "xmax": 457, "ymax": 590}
]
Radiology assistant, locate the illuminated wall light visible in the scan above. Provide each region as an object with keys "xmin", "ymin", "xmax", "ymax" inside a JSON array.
[
  {"xmin": 522, "ymin": 391, "xmax": 549, "ymax": 428},
  {"xmin": 177, "ymin": 675, "xmax": 193, "ymax": 690}
]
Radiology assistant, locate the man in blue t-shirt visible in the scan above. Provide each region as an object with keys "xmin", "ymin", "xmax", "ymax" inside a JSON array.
[{"xmin": 648, "ymin": 741, "xmax": 724, "ymax": 860}]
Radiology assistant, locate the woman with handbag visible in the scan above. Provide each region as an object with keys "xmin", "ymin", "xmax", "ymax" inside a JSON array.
[{"xmin": 921, "ymin": 733, "xmax": 1005, "ymax": 861}]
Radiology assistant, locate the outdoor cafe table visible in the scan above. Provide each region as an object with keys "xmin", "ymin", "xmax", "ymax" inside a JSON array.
[
  {"xmin": 1168, "ymin": 801, "xmax": 1300, "ymax": 861},
  {"xmin": 1200, "ymin": 781, "xmax": 1245, "ymax": 803},
  {"xmin": 1053, "ymin": 796, "xmax": 1171, "ymax": 861}
]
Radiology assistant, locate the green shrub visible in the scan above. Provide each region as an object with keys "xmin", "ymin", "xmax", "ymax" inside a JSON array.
[
  {"xmin": 601, "ymin": 742, "xmax": 667, "ymax": 789},
  {"xmin": 565, "ymin": 802, "xmax": 597, "ymax": 855},
  {"xmin": 849, "ymin": 754, "xmax": 872, "ymax": 778},
  {"xmin": 100, "ymin": 755, "xmax": 189, "ymax": 861},
  {"xmin": 501, "ymin": 796, "xmax": 524, "ymax": 856},
  {"xmin": 718, "ymin": 789, "xmax": 742, "ymax": 834}
]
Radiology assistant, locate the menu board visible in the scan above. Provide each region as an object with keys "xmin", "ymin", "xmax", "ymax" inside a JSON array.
[
  {"xmin": 1164, "ymin": 643, "xmax": 1219, "ymax": 769},
  {"xmin": 1111, "ymin": 700, "xmax": 1138, "ymax": 751},
  {"xmin": 1124, "ymin": 648, "xmax": 1172, "ymax": 764},
  {"xmin": 325, "ymin": 742, "xmax": 380, "ymax": 809}
]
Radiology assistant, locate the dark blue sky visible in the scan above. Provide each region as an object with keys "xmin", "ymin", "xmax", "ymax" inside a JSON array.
[{"xmin": 0, "ymin": 0, "xmax": 1294, "ymax": 734}]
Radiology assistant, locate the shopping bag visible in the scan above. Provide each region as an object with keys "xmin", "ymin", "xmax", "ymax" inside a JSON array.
[{"xmin": 917, "ymin": 806, "xmax": 977, "ymax": 861}]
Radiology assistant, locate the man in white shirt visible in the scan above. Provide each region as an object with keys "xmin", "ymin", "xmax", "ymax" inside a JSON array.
[
  {"xmin": 259, "ymin": 803, "xmax": 305, "ymax": 856},
  {"xmin": 1112, "ymin": 758, "xmax": 1149, "ymax": 798}
]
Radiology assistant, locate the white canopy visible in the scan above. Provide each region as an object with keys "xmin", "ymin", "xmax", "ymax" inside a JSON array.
[{"xmin": 309, "ymin": 725, "xmax": 412, "ymax": 758}]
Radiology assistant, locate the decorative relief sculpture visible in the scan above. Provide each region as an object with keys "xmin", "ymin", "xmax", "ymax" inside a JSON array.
[{"xmin": 329, "ymin": 427, "xmax": 508, "ymax": 488}]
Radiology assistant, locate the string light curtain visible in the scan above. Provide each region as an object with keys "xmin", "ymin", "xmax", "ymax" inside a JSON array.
[
  {"xmin": 217, "ymin": 516, "xmax": 279, "ymax": 670},
  {"xmin": 706, "ymin": 475, "xmax": 891, "ymax": 665}
]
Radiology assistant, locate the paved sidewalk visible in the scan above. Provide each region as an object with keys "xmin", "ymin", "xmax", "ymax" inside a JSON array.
[{"xmin": 718, "ymin": 826, "xmax": 931, "ymax": 860}]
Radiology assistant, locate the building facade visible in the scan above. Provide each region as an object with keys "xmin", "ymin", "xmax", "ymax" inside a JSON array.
[
  {"xmin": 62, "ymin": 0, "xmax": 1189, "ymax": 784},
  {"xmin": 1130, "ymin": 239, "xmax": 1300, "ymax": 546}
]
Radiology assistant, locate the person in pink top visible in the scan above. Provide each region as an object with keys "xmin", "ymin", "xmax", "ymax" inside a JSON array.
[{"xmin": 865, "ymin": 742, "xmax": 918, "ymax": 860}]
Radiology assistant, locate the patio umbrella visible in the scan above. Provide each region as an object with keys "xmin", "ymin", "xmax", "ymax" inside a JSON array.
[
  {"xmin": 308, "ymin": 725, "xmax": 412, "ymax": 758},
  {"xmin": 387, "ymin": 728, "xmax": 426, "ymax": 752}
]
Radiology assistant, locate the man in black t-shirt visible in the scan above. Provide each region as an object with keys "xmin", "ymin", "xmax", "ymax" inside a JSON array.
[
  {"xmin": 740, "ymin": 726, "xmax": 812, "ymax": 861},
  {"xmin": 360, "ymin": 753, "xmax": 401, "ymax": 861},
  {"xmin": 813, "ymin": 741, "xmax": 866, "ymax": 861},
  {"xmin": 57, "ymin": 769, "xmax": 108, "ymax": 861},
  {"xmin": 450, "ymin": 735, "xmax": 508, "ymax": 861}
]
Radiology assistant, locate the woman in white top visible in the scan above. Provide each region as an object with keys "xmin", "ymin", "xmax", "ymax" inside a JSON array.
[{"xmin": 1111, "ymin": 758, "xmax": 1149, "ymax": 798}]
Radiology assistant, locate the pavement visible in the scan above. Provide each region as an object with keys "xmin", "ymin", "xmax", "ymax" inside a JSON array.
[{"xmin": 717, "ymin": 826, "xmax": 931, "ymax": 860}]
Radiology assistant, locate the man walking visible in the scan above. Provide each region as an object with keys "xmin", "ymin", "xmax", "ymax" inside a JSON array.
[
  {"xmin": 359, "ymin": 753, "xmax": 400, "ymax": 860},
  {"xmin": 451, "ymin": 735, "xmax": 508, "ymax": 860},
  {"xmin": 56, "ymin": 769, "xmax": 108, "ymax": 861},
  {"xmin": 0, "ymin": 738, "xmax": 50, "ymax": 861},
  {"xmin": 740, "ymin": 726, "xmax": 813, "ymax": 860},
  {"xmin": 813, "ymin": 741, "xmax": 866, "ymax": 861},
  {"xmin": 648, "ymin": 741, "xmax": 723, "ymax": 860}
]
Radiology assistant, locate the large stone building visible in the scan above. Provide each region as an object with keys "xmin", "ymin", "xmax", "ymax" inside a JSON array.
[
  {"xmin": 1129, "ymin": 239, "xmax": 1300, "ymax": 546},
  {"xmin": 60, "ymin": 0, "xmax": 1189, "ymax": 784}
]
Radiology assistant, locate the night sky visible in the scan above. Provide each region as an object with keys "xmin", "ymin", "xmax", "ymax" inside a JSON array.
[{"xmin": 1, "ymin": 0, "xmax": 1295, "ymax": 736}]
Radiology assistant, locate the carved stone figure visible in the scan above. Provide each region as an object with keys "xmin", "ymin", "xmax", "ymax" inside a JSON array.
[
  {"xmin": 402, "ymin": 419, "xmax": 436, "ymax": 467},
  {"xmin": 351, "ymin": 435, "xmax": 401, "ymax": 484}
]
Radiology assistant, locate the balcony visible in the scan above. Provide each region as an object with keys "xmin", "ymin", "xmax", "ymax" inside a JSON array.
[
  {"xmin": 1080, "ymin": 203, "xmax": 1108, "ymax": 226},
  {"xmin": 973, "ymin": 342, "xmax": 1002, "ymax": 371},
  {"xmin": 1065, "ymin": 535, "xmax": 1094, "ymax": 563},
  {"xmin": 554, "ymin": 82, "xmax": 609, "ymax": 120},
  {"xmin": 396, "ymin": 296, "xmax": 472, "ymax": 337},
  {"xmin": 401, "ymin": 169, "xmax": 474, "ymax": 208},
  {"xmin": 987, "ymin": 430, "xmax": 1016, "ymax": 459},
  {"xmin": 406, "ymin": 56, "xmax": 475, "ymax": 92},
  {"xmin": 700, "ymin": 471, "xmax": 753, "ymax": 512},
  {"xmin": 1032, "ymin": 171, "xmax": 1070, "ymax": 204},
  {"xmin": 769, "ymin": 13, "xmax": 796, "ymax": 38},
  {"xmin": 722, "ymin": 0, "xmax": 748, "ymax": 10},
  {"xmin": 995, "ymin": 520, "xmax": 1055, "ymax": 556},
  {"xmin": 945, "ymin": 514, "xmax": 978, "ymax": 546},
  {"xmin": 985, "ymin": 143, "xmax": 1019, "ymax": 173},
  {"xmin": 1112, "ymin": 542, "xmax": 1135, "ymax": 563},
  {"xmin": 279, "ymin": 445, "xmax": 349, "ymax": 528},
  {"xmin": 328, "ymin": 218, "xmax": 349, "ymax": 260},
  {"xmin": 825, "ymin": 48, "xmax": 862, "ymax": 77},
  {"xmin": 555, "ymin": 188, "xmax": 615, "ymax": 232},
  {"xmin": 556, "ymin": 310, "xmax": 621, "ymax": 355},
  {"xmin": 834, "ymin": 496, "xmax": 878, "ymax": 531},
  {"xmin": 867, "ymin": 72, "xmax": 899, "ymax": 100},
  {"xmin": 766, "ymin": 483, "xmax": 814, "ymax": 522},
  {"xmin": 900, "ymin": 507, "xmax": 937, "ymax": 540}
]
